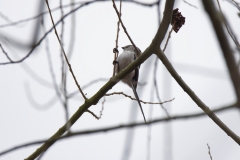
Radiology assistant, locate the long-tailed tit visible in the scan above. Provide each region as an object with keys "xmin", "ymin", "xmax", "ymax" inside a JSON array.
[{"xmin": 114, "ymin": 45, "xmax": 146, "ymax": 123}]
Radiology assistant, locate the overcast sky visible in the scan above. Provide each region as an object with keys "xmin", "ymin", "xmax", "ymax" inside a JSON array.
[{"xmin": 0, "ymin": 0, "xmax": 240, "ymax": 159}]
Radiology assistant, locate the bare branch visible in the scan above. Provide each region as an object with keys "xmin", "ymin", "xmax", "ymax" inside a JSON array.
[
  {"xmin": 112, "ymin": 0, "xmax": 140, "ymax": 55},
  {"xmin": 156, "ymin": 48, "xmax": 240, "ymax": 145},
  {"xmin": 203, "ymin": 0, "xmax": 240, "ymax": 105},
  {"xmin": 0, "ymin": 2, "xmax": 77, "ymax": 28},
  {"xmin": 1, "ymin": 103, "xmax": 236, "ymax": 157},
  {"xmin": 216, "ymin": 0, "xmax": 240, "ymax": 52},
  {"xmin": 0, "ymin": 0, "xmax": 159, "ymax": 65},
  {"xmin": 105, "ymin": 92, "xmax": 174, "ymax": 105},
  {"xmin": 0, "ymin": 0, "xmax": 158, "ymax": 29},
  {"xmin": 0, "ymin": 11, "xmax": 15, "ymax": 24},
  {"xmin": 25, "ymin": 1, "xmax": 174, "ymax": 158},
  {"xmin": 58, "ymin": 0, "xmax": 70, "ymax": 123},
  {"xmin": 41, "ymin": 16, "xmax": 64, "ymax": 105},
  {"xmin": 162, "ymin": 26, "xmax": 174, "ymax": 52},
  {"xmin": 153, "ymin": 57, "xmax": 170, "ymax": 117},
  {"xmin": 224, "ymin": 0, "xmax": 240, "ymax": 11},
  {"xmin": 207, "ymin": 143, "xmax": 213, "ymax": 160},
  {"xmin": 0, "ymin": 2, "xmax": 83, "ymax": 65},
  {"xmin": 85, "ymin": 97, "xmax": 105, "ymax": 120},
  {"xmin": 183, "ymin": 0, "xmax": 198, "ymax": 9},
  {"xmin": 0, "ymin": 43, "xmax": 13, "ymax": 62},
  {"xmin": 67, "ymin": 0, "xmax": 77, "ymax": 59},
  {"xmin": 86, "ymin": 110, "xmax": 100, "ymax": 120},
  {"xmin": 45, "ymin": 0, "xmax": 87, "ymax": 101},
  {"xmin": 163, "ymin": 8, "xmax": 186, "ymax": 54},
  {"xmin": 99, "ymin": 97, "xmax": 106, "ymax": 119},
  {"xmin": 112, "ymin": 0, "xmax": 122, "ymax": 77}
]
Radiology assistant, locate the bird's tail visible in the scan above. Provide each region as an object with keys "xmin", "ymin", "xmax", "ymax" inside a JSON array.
[{"xmin": 131, "ymin": 82, "xmax": 147, "ymax": 123}]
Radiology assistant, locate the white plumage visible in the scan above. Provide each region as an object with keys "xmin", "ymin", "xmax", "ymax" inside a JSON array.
[
  {"xmin": 115, "ymin": 45, "xmax": 146, "ymax": 123},
  {"xmin": 116, "ymin": 49, "xmax": 136, "ymax": 87}
]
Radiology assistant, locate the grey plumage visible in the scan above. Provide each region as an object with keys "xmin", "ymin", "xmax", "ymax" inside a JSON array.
[{"xmin": 115, "ymin": 45, "xmax": 146, "ymax": 123}]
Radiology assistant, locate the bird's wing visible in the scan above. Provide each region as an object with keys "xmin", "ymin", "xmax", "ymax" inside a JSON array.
[{"xmin": 132, "ymin": 53, "xmax": 139, "ymax": 89}]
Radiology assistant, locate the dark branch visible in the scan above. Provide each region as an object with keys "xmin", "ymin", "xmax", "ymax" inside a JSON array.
[
  {"xmin": 25, "ymin": 0, "xmax": 174, "ymax": 158},
  {"xmin": 0, "ymin": 103, "xmax": 236, "ymax": 157},
  {"xmin": 202, "ymin": 0, "xmax": 240, "ymax": 106}
]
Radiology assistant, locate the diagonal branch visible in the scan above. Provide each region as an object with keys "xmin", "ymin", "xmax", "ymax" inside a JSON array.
[
  {"xmin": 25, "ymin": 0, "xmax": 175, "ymax": 159},
  {"xmin": 1, "ymin": 103, "xmax": 236, "ymax": 157},
  {"xmin": 155, "ymin": 48, "xmax": 240, "ymax": 145},
  {"xmin": 216, "ymin": 0, "xmax": 240, "ymax": 52},
  {"xmin": 202, "ymin": 0, "xmax": 240, "ymax": 105},
  {"xmin": 45, "ymin": 0, "xmax": 87, "ymax": 100},
  {"xmin": 24, "ymin": 31, "xmax": 155, "ymax": 160},
  {"xmin": 0, "ymin": 43, "xmax": 13, "ymax": 62}
]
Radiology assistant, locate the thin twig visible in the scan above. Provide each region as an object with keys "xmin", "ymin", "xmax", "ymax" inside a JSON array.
[
  {"xmin": 67, "ymin": 0, "xmax": 77, "ymax": 59},
  {"xmin": 207, "ymin": 143, "xmax": 213, "ymax": 160},
  {"xmin": 147, "ymin": 3, "xmax": 162, "ymax": 160},
  {"xmin": 85, "ymin": 97, "xmax": 106, "ymax": 120},
  {"xmin": 157, "ymin": 0, "xmax": 161, "ymax": 24},
  {"xmin": 224, "ymin": 0, "xmax": 240, "ymax": 10},
  {"xmin": 59, "ymin": 0, "xmax": 70, "ymax": 123},
  {"xmin": 24, "ymin": 1, "xmax": 174, "ymax": 158},
  {"xmin": 202, "ymin": 0, "xmax": 240, "ymax": 106},
  {"xmin": 115, "ymin": 0, "xmax": 122, "ymax": 50},
  {"xmin": 147, "ymin": 84, "xmax": 155, "ymax": 160},
  {"xmin": 0, "ymin": 11, "xmax": 15, "ymax": 24},
  {"xmin": 41, "ymin": 16, "xmax": 64, "ymax": 106},
  {"xmin": 99, "ymin": 97, "xmax": 106, "ymax": 119},
  {"xmin": 112, "ymin": 0, "xmax": 141, "ymax": 56},
  {"xmin": 86, "ymin": 110, "xmax": 99, "ymax": 119},
  {"xmin": 183, "ymin": 0, "xmax": 198, "ymax": 9},
  {"xmin": 163, "ymin": 24, "xmax": 174, "ymax": 52},
  {"xmin": 105, "ymin": 92, "xmax": 175, "ymax": 105},
  {"xmin": 45, "ymin": 0, "xmax": 87, "ymax": 100},
  {"xmin": 0, "ymin": 0, "xmax": 158, "ymax": 65},
  {"xmin": 0, "ymin": 0, "xmax": 158, "ymax": 29},
  {"xmin": 59, "ymin": 0, "xmax": 66, "ymax": 97},
  {"xmin": 1, "ymin": 103, "xmax": 236, "ymax": 157},
  {"xmin": 112, "ymin": 0, "xmax": 122, "ymax": 77},
  {"xmin": 153, "ymin": 57, "xmax": 170, "ymax": 117},
  {"xmin": 216, "ymin": 0, "xmax": 240, "ymax": 51},
  {"xmin": 60, "ymin": 0, "xmax": 66, "ymax": 94},
  {"xmin": 0, "ymin": 2, "xmax": 87, "ymax": 65},
  {"xmin": 0, "ymin": 43, "xmax": 13, "ymax": 62},
  {"xmin": 0, "ymin": 1, "xmax": 81, "ymax": 28}
]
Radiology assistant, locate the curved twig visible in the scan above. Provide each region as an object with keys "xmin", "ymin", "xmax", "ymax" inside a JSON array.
[{"xmin": 105, "ymin": 92, "xmax": 175, "ymax": 105}]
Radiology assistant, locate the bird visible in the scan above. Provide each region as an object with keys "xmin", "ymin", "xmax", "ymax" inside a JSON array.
[{"xmin": 114, "ymin": 45, "xmax": 146, "ymax": 123}]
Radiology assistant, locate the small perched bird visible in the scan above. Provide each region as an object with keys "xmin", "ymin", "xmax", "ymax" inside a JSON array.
[{"xmin": 115, "ymin": 45, "xmax": 146, "ymax": 123}]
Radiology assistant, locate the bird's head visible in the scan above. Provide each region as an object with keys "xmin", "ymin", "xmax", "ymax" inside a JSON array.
[{"xmin": 122, "ymin": 45, "xmax": 141, "ymax": 56}]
